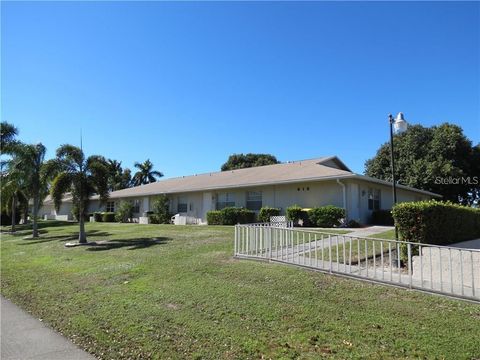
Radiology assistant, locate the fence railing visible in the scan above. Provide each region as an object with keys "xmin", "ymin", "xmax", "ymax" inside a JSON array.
[{"xmin": 234, "ymin": 224, "xmax": 480, "ymax": 302}]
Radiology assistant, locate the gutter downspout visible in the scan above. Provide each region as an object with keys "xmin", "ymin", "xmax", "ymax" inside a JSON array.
[{"xmin": 336, "ymin": 179, "xmax": 347, "ymax": 220}]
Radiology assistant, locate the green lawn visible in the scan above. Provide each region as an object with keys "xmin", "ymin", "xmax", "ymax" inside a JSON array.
[
  {"xmin": 1, "ymin": 221, "xmax": 479, "ymax": 359},
  {"xmin": 312, "ymin": 237, "xmax": 395, "ymax": 265}
]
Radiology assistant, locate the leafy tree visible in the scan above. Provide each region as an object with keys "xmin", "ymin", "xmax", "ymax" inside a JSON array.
[
  {"xmin": 107, "ymin": 159, "xmax": 132, "ymax": 191},
  {"xmin": 50, "ymin": 145, "xmax": 109, "ymax": 244},
  {"xmin": 115, "ymin": 200, "xmax": 134, "ymax": 223},
  {"xmin": 221, "ymin": 153, "xmax": 280, "ymax": 171},
  {"xmin": 150, "ymin": 194, "xmax": 170, "ymax": 224},
  {"xmin": 9, "ymin": 143, "xmax": 59, "ymax": 237},
  {"xmin": 365, "ymin": 123, "xmax": 479, "ymax": 204},
  {"xmin": 132, "ymin": 159, "xmax": 163, "ymax": 186}
]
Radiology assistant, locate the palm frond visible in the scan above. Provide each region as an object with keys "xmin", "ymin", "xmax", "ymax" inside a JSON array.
[{"xmin": 51, "ymin": 172, "xmax": 73, "ymax": 211}]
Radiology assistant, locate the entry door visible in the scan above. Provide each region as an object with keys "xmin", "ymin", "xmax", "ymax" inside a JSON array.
[{"xmin": 202, "ymin": 192, "xmax": 213, "ymax": 221}]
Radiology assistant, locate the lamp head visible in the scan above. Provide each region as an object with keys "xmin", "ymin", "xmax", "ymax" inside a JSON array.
[{"xmin": 393, "ymin": 112, "xmax": 408, "ymax": 134}]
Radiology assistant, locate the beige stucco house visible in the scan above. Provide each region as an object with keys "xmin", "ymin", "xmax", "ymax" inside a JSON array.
[{"xmin": 39, "ymin": 156, "xmax": 440, "ymax": 224}]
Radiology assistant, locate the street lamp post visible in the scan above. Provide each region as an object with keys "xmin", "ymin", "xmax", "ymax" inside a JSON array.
[{"xmin": 389, "ymin": 112, "xmax": 408, "ymax": 240}]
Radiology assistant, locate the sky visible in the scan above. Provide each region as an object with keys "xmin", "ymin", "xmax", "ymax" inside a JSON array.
[{"xmin": 2, "ymin": 1, "xmax": 479, "ymax": 178}]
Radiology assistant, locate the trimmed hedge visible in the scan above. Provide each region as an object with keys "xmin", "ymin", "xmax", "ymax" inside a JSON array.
[
  {"xmin": 258, "ymin": 207, "xmax": 281, "ymax": 223},
  {"xmin": 286, "ymin": 205, "xmax": 310, "ymax": 227},
  {"xmin": 101, "ymin": 212, "xmax": 116, "ymax": 223},
  {"xmin": 371, "ymin": 209, "xmax": 394, "ymax": 226},
  {"xmin": 308, "ymin": 206, "xmax": 345, "ymax": 228},
  {"xmin": 392, "ymin": 200, "xmax": 480, "ymax": 246},
  {"xmin": 206, "ymin": 211, "xmax": 223, "ymax": 225},
  {"xmin": 206, "ymin": 207, "xmax": 255, "ymax": 225},
  {"xmin": 93, "ymin": 212, "xmax": 102, "ymax": 222}
]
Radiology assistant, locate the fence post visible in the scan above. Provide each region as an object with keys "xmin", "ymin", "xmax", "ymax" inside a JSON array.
[{"xmin": 234, "ymin": 225, "xmax": 237, "ymax": 256}]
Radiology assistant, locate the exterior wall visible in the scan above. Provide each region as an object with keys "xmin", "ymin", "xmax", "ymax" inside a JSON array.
[
  {"xmin": 37, "ymin": 179, "xmax": 435, "ymax": 225},
  {"xmin": 349, "ymin": 179, "xmax": 432, "ymax": 224}
]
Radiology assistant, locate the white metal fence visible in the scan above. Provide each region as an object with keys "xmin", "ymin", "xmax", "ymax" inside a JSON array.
[{"xmin": 234, "ymin": 224, "xmax": 480, "ymax": 302}]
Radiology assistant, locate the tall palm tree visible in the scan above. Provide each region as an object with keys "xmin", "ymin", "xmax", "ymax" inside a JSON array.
[
  {"xmin": 132, "ymin": 159, "xmax": 163, "ymax": 186},
  {"xmin": 12, "ymin": 143, "xmax": 58, "ymax": 238},
  {"xmin": 50, "ymin": 145, "xmax": 109, "ymax": 244}
]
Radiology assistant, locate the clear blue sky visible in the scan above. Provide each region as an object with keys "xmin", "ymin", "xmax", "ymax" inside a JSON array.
[{"xmin": 2, "ymin": 1, "xmax": 479, "ymax": 178}]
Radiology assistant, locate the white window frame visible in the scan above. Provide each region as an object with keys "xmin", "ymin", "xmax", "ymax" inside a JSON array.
[
  {"xmin": 131, "ymin": 199, "xmax": 141, "ymax": 213},
  {"xmin": 106, "ymin": 201, "xmax": 115, "ymax": 212},
  {"xmin": 368, "ymin": 188, "xmax": 381, "ymax": 210},
  {"xmin": 246, "ymin": 191, "xmax": 262, "ymax": 211},
  {"xmin": 216, "ymin": 192, "xmax": 235, "ymax": 210},
  {"xmin": 177, "ymin": 196, "xmax": 188, "ymax": 213}
]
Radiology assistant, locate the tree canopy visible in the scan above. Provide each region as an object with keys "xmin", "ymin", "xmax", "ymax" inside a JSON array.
[
  {"xmin": 132, "ymin": 159, "xmax": 163, "ymax": 186},
  {"xmin": 221, "ymin": 153, "xmax": 280, "ymax": 171},
  {"xmin": 50, "ymin": 145, "xmax": 110, "ymax": 243},
  {"xmin": 364, "ymin": 123, "xmax": 480, "ymax": 204}
]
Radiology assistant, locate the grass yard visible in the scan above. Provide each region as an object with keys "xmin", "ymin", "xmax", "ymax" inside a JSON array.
[
  {"xmin": 316, "ymin": 235, "xmax": 395, "ymax": 265},
  {"xmin": 1, "ymin": 221, "xmax": 479, "ymax": 359}
]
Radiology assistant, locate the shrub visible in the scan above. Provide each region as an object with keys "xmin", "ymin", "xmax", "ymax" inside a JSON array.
[
  {"xmin": 221, "ymin": 207, "xmax": 255, "ymax": 225},
  {"xmin": 207, "ymin": 211, "xmax": 223, "ymax": 225},
  {"xmin": 392, "ymin": 200, "xmax": 480, "ymax": 262},
  {"xmin": 93, "ymin": 212, "xmax": 102, "ymax": 222},
  {"xmin": 102, "ymin": 212, "xmax": 116, "ymax": 223},
  {"xmin": 258, "ymin": 207, "xmax": 281, "ymax": 223},
  {"xmin": 308, "ymin": 206, "xmax": 345, "ymax": 228},
  {"xmin": 286, "ymin": 205, "xmax": 310, "ymax": 226},
  {"xmin": 371, "ymin": 209, "xmax": 394, "ymax": 226},
  {"xmin": 150, "ymin": 195, "xmax": 171, "ymax": 224},
  {"xmin": 115, "ymin": 201, "xmax": 134, "ymax": 223},
  {"xmin": 392, "ymin": 200, "xmax": 480, "ymax": 245},
  {"xmin": 206, "ymin": 207, "xmax": 255, "ymax": 225}
]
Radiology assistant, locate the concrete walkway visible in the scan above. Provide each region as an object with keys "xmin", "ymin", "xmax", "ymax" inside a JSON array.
[{"xmin": 1, "ymin": 296, "xmax": 95, "ymax": 360}]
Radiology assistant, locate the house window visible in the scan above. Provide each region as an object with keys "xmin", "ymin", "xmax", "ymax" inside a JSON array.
[
  {"xmin": 177, "ymin": 196, "xmax": 187, "ymax": 213},
  {"xmin": 132, "ymin": 199, "xmax": 141, "ymax": 213},
  {"xmin": 106, "ymin": 201, "xmax": 115, "ymax": 212},
  {"xmin": 216, "ymin": 192, "xmax": 235, "ymax": 210},
  {"xmin": 246, "ymin": 191, "xmax": 262, "ymax": 211},
  {"xmin": 368, "ymin": 188, "xmax": 381, "ymax": 210}
]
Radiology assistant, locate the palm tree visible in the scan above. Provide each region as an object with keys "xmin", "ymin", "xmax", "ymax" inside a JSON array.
[
  {"xmin": 1, "ymin": 171, "xmax": 27, "ymax": 233},
  {"xmin": 0, "ymin": 121, "xmax": 19, "ymax": 154},
  {"xmin": 50, "ymin": 145, "xmax": 109, "ymax": 244},
  {"xmin": 132, "ymin": 159, "xmax": 163, "ymax": 186},
  {"xmin": 11, "ymin": 143, "xmax": 58, "ymax": 238},
  {"xmin": 107, "ymin": 159, "xmax": 132, "ymax": 191}
]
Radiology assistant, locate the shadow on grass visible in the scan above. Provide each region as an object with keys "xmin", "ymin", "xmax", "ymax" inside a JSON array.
[
  {"xmin": 18, "ymin": 230, "xmax": 112, "ymax": 245},
  {"xmin": 86, "ymin": 237, "xmax": 170, "ymax": 251}
]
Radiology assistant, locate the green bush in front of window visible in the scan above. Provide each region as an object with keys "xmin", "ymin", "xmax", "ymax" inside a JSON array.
[
  {"xmin": 206, "ymin": 207, "xmax": 255, "ymax": 225},
  {"xmin": 150, "ymin": 195, "xmax": 171, "ymax": 224},
  {"xmin": 115, "ymin": 201, "xmax": 134, "ymax": 223},
  {"xmin": 308, "ymin": 206, "xmax": 345, "ymax": 228},
  {"xmin": 102, "ymin": 212, "xmax": 116, "ymax": 223},
  {"xmin": 258, "ymin": 207, "xmax": 281, "ymax": 223}
]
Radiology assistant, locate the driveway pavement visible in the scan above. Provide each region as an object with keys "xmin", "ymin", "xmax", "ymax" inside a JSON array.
[{"xmin": 1, "ymin": 296, "xmax": 95, "ymax": 360}]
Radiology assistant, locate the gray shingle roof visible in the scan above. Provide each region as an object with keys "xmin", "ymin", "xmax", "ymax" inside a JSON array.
[{"xmin": 109, "ymin": 156, "xmax": 353, "ymax": 198}]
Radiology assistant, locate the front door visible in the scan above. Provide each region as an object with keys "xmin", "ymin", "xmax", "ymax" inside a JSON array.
[{"xmin": 202, "ymin": 192, "xmax": 213, "ymax": 222}]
